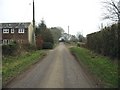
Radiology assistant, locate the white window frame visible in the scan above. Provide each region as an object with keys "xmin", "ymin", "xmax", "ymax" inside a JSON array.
[
  {"xmin": 18, "ymin": 29, "xmax": 24, "ymax": 33},
  {"xmin": 3, "ymin": 29, "xmax": 9, "ymax": 33},
  {"xmin": 11, "ymin": 29, "xmax": 14, "ymax": 33},
  {"xmin": 2, "ymin": 39, "xmax": 9, "ymax": 45}
]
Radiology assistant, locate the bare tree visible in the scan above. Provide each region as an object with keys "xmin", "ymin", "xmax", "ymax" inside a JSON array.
[{"xmin": 103, "ymin": 0, "xmax": 120, "ymax": 23}]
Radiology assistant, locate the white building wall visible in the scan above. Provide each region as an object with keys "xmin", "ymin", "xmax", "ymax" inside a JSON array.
[{"xmin": 28, "ymin": 23, "xmax": 34, "ymax": 45}]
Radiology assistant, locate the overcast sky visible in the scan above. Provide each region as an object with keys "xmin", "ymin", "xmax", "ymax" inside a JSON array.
[{"xmin": 0, "ymin": 0, "xmax": 110, "ymax": 36}]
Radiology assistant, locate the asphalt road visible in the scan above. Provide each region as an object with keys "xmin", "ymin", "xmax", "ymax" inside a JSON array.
[{"xmin": 6, "ymin": 43, "xmax": 95, "ymax": 88}]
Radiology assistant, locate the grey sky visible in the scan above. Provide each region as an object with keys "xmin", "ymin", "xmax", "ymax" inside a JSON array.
[{"xmin": 0, "ymin": 0, "xmax": 109, "ymax": 36}]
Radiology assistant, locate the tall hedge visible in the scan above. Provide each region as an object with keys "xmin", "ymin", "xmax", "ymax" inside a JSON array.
[{"xmin": 87, "ymin": 24, "xmax": 119, "ymax": 59}]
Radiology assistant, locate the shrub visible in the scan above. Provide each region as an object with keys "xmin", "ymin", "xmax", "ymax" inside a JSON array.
[
  {"xmin": 2, "ymin": 41, "xmax": 18, "ymax": 56},
  {"xmin": 36, "ymin": 35, "xmax": 43, "ymax": 50},
  {"xmin": 21, "ymin": 43, "xmax": 36, "ymax": 51},
  {"xmin": 42, "ymin": 42, "xmax": 53, "ymax": 49},
  {"xmin": 77, "ymin": 42, "xmax": 86, "ymax": 48},
  {"xmin": 77, "ymin": 42, "xmax": 80, "ymax": 47}
]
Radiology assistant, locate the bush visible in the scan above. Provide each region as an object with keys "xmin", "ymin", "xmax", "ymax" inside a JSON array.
[
  {"xmin": 36, "ymin": 35, "xmax": 43, "ymax": 50},
  {"xmin": 2, "ymin": 42, "xmax": 18, "ymax": 56},
  {"xmin": 22, "ymin": 44, "xmax": 36, "ymax": 51},
  {"xmin": 77, "ymin": 42, "xmax": 80, "ymax": 47},
  {"xmin": 42, "ymin": 42, "xmax": 53, "ymax": 49},
  {"xmin": 77, "ymin": 42, "xmax": 86, "ymax": 48}
]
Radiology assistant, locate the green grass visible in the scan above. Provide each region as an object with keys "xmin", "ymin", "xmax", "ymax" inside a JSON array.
[
  {"xmin": 2, "ymin": 50, "xmax": 46, "ymax": 86},
  {"xmin": 70, "ymin": 47, "xmax": 118, "ymax": 88}
]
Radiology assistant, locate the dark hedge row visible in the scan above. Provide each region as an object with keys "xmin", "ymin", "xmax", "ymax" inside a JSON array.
[{"xmin": 87, "ymin": 24, "xmax": 119, "ymax": 59}]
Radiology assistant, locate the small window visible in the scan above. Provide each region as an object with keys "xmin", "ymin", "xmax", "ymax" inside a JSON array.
[
  {"xmin": 18, "ymin": 29, "xmax": 24, "ymax": 33},
  {"xmin": 3, "ymin": 29, "xmax": 9, "ymax": 33},
  {"xmin": 2, "ymin": 39, "xmax": 9, "ymax": 45},
  {"xmin": 11, "ymin": 29, "xmax": 14, "ymax": 33}
]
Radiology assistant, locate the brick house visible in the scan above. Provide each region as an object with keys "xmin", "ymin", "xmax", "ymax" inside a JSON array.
[{"xmin": 0, "ymin": 22, "xmax": 35, "ymax": 45}]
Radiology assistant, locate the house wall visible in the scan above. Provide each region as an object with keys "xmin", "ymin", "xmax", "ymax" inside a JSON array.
[
  {"xmin": 1, "ymin": 22, "xmax": 35, "ymax": 45},
  {"xmin": 28, "ymin": 23, "xmax": 34, "ymax": 44},
  {"xmin": 2, "ymin": 28, "xmax": 29, "ymax": 44}
]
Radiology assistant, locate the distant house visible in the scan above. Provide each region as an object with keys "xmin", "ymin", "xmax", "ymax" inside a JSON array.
[{"xmin": 0, "ymin": 22, "xmax": 35, "ymax": 45}]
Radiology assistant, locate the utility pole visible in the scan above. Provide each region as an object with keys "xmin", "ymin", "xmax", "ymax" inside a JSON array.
[
  {"xmin": 68, "ymin": 26, "xmax": 69, "ymax": 35},
  {"xmin": 68, "ymin": 26, "xmax": 69, "ymax": 40},
  {"xmin": 33, "ymin": 0, "xmax": 36, "ymax": 46}
]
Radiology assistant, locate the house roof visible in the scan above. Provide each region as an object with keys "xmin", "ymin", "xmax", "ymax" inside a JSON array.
[{"xmin": 0, "ymin": 22, "xmax": 31, "ymax": 28}]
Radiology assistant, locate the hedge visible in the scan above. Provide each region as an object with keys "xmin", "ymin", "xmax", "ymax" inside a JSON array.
[
  {"xmin": 86, "ymin": 23, "xmax": 119, "ymax": 59},
  {"xmin": 42, "ymin": 42, "xmax": 53, "ymax": 49}
]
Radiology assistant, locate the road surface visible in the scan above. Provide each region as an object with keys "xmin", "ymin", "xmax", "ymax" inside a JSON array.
[{"xmin": 6, "ymin": 43, "xmax": 96, "ymax": 88}]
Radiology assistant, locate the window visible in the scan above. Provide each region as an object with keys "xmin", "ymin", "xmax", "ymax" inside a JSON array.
[
  {"xmin": 3, "ymin": 29, "xmax": 9, "ymax": 33},
  {"xmin": 18, "ymin": 29, "xmax": 24, "ymax": 33},
  {"xmin": 2, "ymin": 39, "xmax": 9, "ymax": 45},
  {"xmin": 11, "ymin": 29, "xmax": 14, "ymax": 33}
]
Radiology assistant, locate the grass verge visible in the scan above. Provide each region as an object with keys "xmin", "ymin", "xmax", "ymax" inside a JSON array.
[
  {"xmin": 70, "ymin": 47, "xmax": 118, "ymax": 88},
  {"xmin": 2, "ymin": 50, "xmax": 46, "ymax": 86}
]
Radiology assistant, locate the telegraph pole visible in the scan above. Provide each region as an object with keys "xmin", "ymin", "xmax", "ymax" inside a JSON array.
[
  {"xmin": 33, "ymin": 0, "xmax": 36, "ymax": 46},
  {"xmin": 68, "ymin": 26, "xmax": 69, "ymax": 35},
  {"xmin": 33, "ymin": 0, "xmax": 35, "ymax": 28},
  {"xmin": 68, "ymin": 26, "xmax": 69, "ymax": 40}
]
